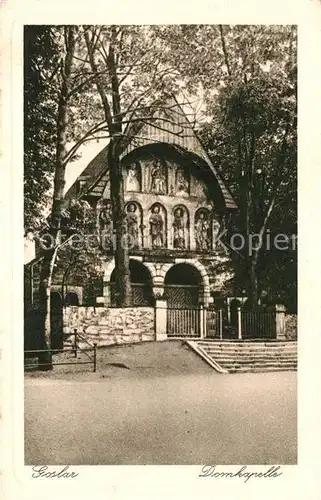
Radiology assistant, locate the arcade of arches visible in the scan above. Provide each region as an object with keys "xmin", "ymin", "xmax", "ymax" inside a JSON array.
[{"xmin": 104, "ymin": 258, "xmax": 210, "ymax": 308}]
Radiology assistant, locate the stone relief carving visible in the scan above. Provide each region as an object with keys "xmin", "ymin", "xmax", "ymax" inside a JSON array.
[
  {"xmin": 149, "ymin": 203, "xmax": 165, "ymax": 249},
  {"xmin": 126, "ymin": 162, "xmax": 141, "ymax": 192},
  {"xmin": 150, "ymin": 159, "xmax": 167, "ymax": 194},
  {"xmin": 125, "ymin": 202, "xmax": 141, "ymax": 249},
  {"xmin": 195, "ymin": 209, "xmax": 212, "ymax": 251},
  {"xmin": 173, "ymin": 206, "xmax": 188, "ymax": 249},
  {"xmin": 175, "ymin": 167, "xmax": 189, "ymax": 197}
]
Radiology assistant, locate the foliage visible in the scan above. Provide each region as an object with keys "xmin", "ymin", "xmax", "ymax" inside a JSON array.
[
  {"xmin": 196, "ymin": 25, "xmax": 297, "ymax": 307},
  {"xmin": 24, "ymin": 26, "xmax": 59, "ymax": 231},
  {"xmin": 24, "ymin": 24, "xmax": 297, "ymax": 311}
]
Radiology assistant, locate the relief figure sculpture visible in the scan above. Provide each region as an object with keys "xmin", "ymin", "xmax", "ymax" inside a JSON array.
[
  {"xmin": 175, "ymin": 167, "xmax": 189, "ymax": 197},
  {"xmin": 126, "ymin": 162, "xmax": 141, "ymax": 192},
  {"xmin": 149, "ymin": 205, "xmax": 164, "ymax": 249},
  {"xmin": 195, "ymin": 211, "xmax": 211, "ymax": 251},
  {"xmin": 125, "ymin": 203, "xmax": 139, "ymax": 249},
  {"xmin": 173, "ymin": 208, "xmax": 186, "ymax": 249},
  {"xmin": 150, "ymin": 159, "xmax": 166, "ymax": 194}
]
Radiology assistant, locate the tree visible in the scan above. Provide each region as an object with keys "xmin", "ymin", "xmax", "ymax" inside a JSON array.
[
  {"xmin": 82, "ymin": 25, "xmax": 197, "ymax": 306},
  {"xmin": 24, "ymin": 26, "xmax": 59, "ymax": 231},
  {"xmin": 25, "ymin": 24, "xmax": 209, "ymax": 367},
  {"xmin": 198, "ymin": 25, "xmax": 297, "ymax": 306}
]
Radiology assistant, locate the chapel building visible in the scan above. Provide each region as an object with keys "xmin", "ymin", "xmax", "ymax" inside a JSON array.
[{"xmin": 25, "ymin": 99, "xmax": 238, "ymax": 345}]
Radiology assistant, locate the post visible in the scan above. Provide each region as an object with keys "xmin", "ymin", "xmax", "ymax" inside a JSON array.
[
  {"xmin": 200, "ymin": 305, "xmax": 204, "ymax": 339},
  {"xmin": 275, "ymin": 304, "xmax": 286, "ymax": 340},
  {"xmin": 74, "ymin": 328, "xmax": 78, "ymax": 358},
  {"xmin": 227, "ymin": 298, "xmax": 231, "ymax": 324},
  {"xmin": 219, "ymin": 309, "xmax": 223, "ymax": 340},
  {"xmin": 155, "ymin": 299, "xmax": 167, "ymax": 341},
  {"xmin": 237, "ymin": 307, "xmax": 242, "ymax": 340},
  {"xmin": 93, "ymin": 343, "xmax": 97, "ymax": 372}
]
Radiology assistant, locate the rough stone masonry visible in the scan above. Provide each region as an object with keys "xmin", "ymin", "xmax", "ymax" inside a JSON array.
[{"xmin": 63, "ymin": 306, "xmax": 155, "ymax": 348}]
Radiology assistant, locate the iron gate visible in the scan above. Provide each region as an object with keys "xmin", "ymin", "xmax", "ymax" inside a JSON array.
[
  {"xmin": 167, "ymin": 307, "xmax": 201, "ymax": 337},
  {"xmin": 165, "ymin": 284, "xmax": 201, "ymax": 336},
  {"xmin": 241, "ymin": 309, "xmax": 276, "ymax": 339}
]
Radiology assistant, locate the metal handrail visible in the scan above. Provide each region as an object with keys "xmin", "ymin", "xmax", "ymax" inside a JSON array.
[
  {"xmin": 74, "ymin": 329, "xmax": 94, "ymax": 349},
  {"xmin": 24, "ymin": 331, "xmax": 97, "ymax": 372},
  {"xmin": 72, "ymin": 329, "xmax": 97, "ymax": 371}
]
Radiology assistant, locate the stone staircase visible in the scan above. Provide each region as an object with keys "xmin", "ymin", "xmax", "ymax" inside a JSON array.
[{"xmin": 194, "ymin": 340, "xmax": 297, "ymax": 373}]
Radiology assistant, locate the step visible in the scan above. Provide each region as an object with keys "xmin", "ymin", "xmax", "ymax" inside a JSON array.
[
  {"xmin": 200, "ymin": 343, "xmax": 297, "ymax": 350},
  {"xmin": 220, "ymin": 361, "xmax": 297, "ymax": 369},
  {"xmin": 209, "ymin": 357, "xmax": 297, "ymax": 365},
  {"xmin": 202, "ymin": 344, "xmax": 297, "ymax": 351},
  {"xmin": 199, "ymin": 345, "xmax": 297, "ymax": 351},
  {"xmin": 205, "ymin": 352, "xmax": 297, "ymax": 359},
  {"xmin": 229, "ymin": 366, "xmax": 297, "ymax": 373},
  {"xmin": 203, "ymin": 350, "xmax": 297, "ymax": 358},
  {"xmin": 198, "ymin": 342, "xmax": 297, "ymax": 348}
]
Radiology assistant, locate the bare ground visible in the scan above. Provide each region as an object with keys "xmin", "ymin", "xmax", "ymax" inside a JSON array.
[{"xmin": 24, "ymin": 341, "xmax": 297, "ymax": 465}]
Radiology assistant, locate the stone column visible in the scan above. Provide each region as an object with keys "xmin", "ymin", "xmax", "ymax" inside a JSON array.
[
  {"xmin": 275, "ymin": 304, "xmax": 286, "ymax": 340},
  {"xmin": 103, "ymin": 281, "xmax": 111, "ymax": 307},
  {"xmin": 155, "ymin": 299, "xmax": 167, "ymax": 341}
]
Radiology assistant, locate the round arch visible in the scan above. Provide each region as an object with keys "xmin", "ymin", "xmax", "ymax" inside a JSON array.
[
  {"xmin": 161, "ymin": 259, "xmax": 210, "ymax": 306},
  {"xmin": 164, "ymin": 262, "xmax": 203, "ymax": 308},
  {"xmin": 109, "ymin": 258, "xmax": 154, "ymax": 307}
]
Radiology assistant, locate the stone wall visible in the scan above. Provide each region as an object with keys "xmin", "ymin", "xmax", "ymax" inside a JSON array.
[
  {"xmin": 285, "ymin": 314, "xmax": 297, "ymax": 340},
  {"xmin": 63, "ymin": 306, "xmax": 155, "ymax": 347}
]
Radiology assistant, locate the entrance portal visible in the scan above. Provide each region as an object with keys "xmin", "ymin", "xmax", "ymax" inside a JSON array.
[
  {"xmin": 110, "ymin": 260, "xmax": 154, "ymax": 306},
  {"xmin": 164, "ymin": 263, "xmax": 203, "ymax": 336}
]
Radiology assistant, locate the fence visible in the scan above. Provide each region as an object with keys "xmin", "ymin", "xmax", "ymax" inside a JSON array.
[
  {"xmin": 240, "ymin": 309, "xmax": 276, "ymax": 339},
  {"xmin": 24, "ymin": 329, "xmax": 97, "ymax": 372},
  {"xmin": 205, "ymin": 308, "xmax": 223, "ymax": 339},
  {"xmin": 166, "ymin": 306, "xmax": 282, "ymax": 341}
]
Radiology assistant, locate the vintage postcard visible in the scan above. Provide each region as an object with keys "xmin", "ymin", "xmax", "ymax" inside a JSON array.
[{"xmin": 1, "ymin": 0, "xmax": 321, "ymax": 499}]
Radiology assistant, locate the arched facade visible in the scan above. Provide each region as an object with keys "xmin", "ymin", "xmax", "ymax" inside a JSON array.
[
  {"xmin": 103, "ymin": 256, "xmax": 211, "ymax": 308},
  {"xmin": 54, "ymin": 103, "xmax": 237, "ymax": 340}
]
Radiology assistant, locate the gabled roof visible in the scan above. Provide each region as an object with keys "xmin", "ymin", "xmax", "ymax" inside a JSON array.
[{"xmin": 65, "ymin": 96, "xmax": 237, "ymax": 210}]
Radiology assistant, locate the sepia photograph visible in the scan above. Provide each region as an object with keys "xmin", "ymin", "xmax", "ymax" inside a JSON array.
[{"xmin": 23, "ymin": 24, "xmax": 297, "ymax": 466}]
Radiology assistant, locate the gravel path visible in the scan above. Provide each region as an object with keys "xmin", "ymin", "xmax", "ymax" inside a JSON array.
[{"xmin": 25, "ymin": 342, "xmax": 297, "ymax": 465}]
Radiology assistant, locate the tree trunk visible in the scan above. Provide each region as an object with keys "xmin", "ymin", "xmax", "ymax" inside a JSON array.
[
  {"xmin": 85, "ymin": 27, "xmax": 132, "ymax": 307},
  {"xmin": 37, "ymin": 27, "xmax": 76, "ymax": 370},
  {"xmin": 108, "ymin": 140, "xmax": 131, "ymax": 307}
]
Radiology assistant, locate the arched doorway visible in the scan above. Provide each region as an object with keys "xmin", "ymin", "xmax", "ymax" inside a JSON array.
[
  {"xmin": 164, "ymin": 263, "xmax": 203, "ymax": 336},
  {"xmin": 110, "ymin": 260, "xmax": 154, "ymax": 307},
  {"xmin": 50, "ymin": 292, "xmax": 63, "ymax": 350}
]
